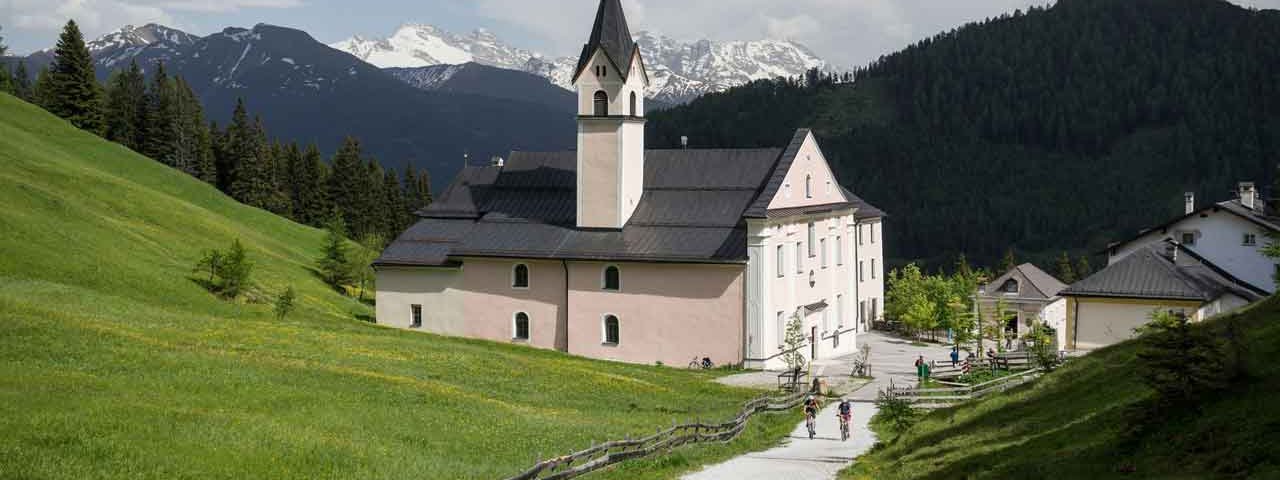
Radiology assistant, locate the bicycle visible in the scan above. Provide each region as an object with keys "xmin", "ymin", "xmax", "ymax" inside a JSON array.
[
  {"xmin": 687, "ymin": 356, "xmax": 713, "ymax": 370},
  {"xmin": 805, "ymin": 412, "xmax": 817, "ymax": 440},
  {"xmin": 838, "ymin": 412, "xmax": 851, "ymax": 441}
]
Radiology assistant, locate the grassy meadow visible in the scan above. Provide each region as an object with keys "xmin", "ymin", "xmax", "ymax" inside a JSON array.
[
  {"xmin": 0, "ymin": 93, "xmax": 795, "ymax": 479},
  {"xmin": 842, "ymin": 296, "xmax": 1280, "ymax": 480}
]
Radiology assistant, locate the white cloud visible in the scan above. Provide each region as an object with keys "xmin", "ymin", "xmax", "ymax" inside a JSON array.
[
  {"xmin": 1, "ymin": 0, "xmax": 300, "ymax": 51},
  {"xmin": 764, "ymin": 14, "xmax": 820, "ymax": 40}
]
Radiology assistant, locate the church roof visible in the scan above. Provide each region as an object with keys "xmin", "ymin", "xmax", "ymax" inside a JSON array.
[
  {"xmin": 376, "ymin": 129, "xmax": 890, "ymax": 267},
  {"xmin": 573, "ymin": 0, "xmax": 640, "ymax": 83}
]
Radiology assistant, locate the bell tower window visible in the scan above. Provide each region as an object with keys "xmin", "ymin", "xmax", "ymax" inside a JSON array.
[
  {"xmin": 593, "ymin": 91, "xmax": 609, "ymax": 116},
  {"xmin": 629, "ymin": 92, "xmax": 638, "ymax": 117}
]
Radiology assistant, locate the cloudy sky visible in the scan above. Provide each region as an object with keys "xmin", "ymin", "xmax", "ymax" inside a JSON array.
[{"xmin": 3, "ymin": 0, "xmax": 1279, "ymax": 67}]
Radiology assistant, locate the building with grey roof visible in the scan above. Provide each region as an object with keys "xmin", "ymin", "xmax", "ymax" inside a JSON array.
[
  {"xmin": 1063, "ymin": 183, "xmax": 1276, "ymax": 350},
  {"xmin": 978, "ymin": 263, "xmax": 1069, "ymax": 350},
  {"xmin": 374, "ymin": 0, "xmax": 887, "ymax": 369}
]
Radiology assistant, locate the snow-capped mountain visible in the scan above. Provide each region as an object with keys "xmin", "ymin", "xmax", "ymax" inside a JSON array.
[
  {"xmin": 87, "ymin": 24, "xmax": 199, "ymax": 69},
  {"xmin": 332, "ymin": 24, "xmax": 834, "ymax": 104},
  {"xmin": 331, "ymin": 24, "xmax": 534, "ymax": 71}
]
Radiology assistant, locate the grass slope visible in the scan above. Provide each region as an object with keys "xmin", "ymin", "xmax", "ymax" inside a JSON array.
[
  {"xmin": 0, "ymin": 93, "xmax": 794, "ymax": 479},
  {"xmin": 842, "ymin": 297, "xmax": 1280, "ymax": 479}
]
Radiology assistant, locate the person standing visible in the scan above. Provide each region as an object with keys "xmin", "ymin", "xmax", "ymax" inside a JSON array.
[
  {"xmin": 915, "ymin": 355, "xmax": 926, "ymax": 380},
  {"xmin": 950, "ymin": 347, "xmax": 960, "ymax": 367}
]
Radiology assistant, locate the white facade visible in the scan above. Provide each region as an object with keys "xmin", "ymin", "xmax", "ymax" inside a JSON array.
[
  {"xmin": 743, "ymin": 133, "xmax": 885, "ymax": 370},
  {"xmin": 1110, "ymin": 205, "xmax": 1274, "ymax": 294}
]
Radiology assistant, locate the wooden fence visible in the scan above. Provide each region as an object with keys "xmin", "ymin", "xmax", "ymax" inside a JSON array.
[
  {"xmin": 885, "ymin": 368, "xmax": 1044, "ymax": 410},
  {"xmin": 502, "ymin": 389, "xmax": 808, "ymax": 480}
]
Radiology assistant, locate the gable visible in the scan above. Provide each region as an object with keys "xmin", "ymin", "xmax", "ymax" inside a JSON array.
[{"xmin": 766, "ymin": 132, "xmax": 849, "ymax": 211}]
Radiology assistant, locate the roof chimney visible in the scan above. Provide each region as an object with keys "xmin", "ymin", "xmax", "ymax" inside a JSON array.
[
  {"xmin": 491, "ymin": 156, "xmax": 505, "ymax": 167},
  {"xmin": 1239, "ymin": 182, "xmax": 1258, "ymax": 212},
  {"xmin": 681, "ymin": 136, "xmax": 689, "ymax": 149},
  {"xmin": 1184, "ymin": 192, "xmax": 1195, "ymax": 215}
]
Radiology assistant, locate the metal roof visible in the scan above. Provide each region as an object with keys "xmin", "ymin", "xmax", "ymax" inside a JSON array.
[
  {"xmin": 378, "ymin": 147, "xmax": 785, "ymax": 266},
  {"xmin": 1060, "ymin": 242, "xmax": 1265, "ymax": 302},
  {"xmin": 1104, "ymin": 198, "xmax": 1279, "ymax": 254},
  {"xmin": 983, "ymin": 263, "xmax": 1067, "ymax": 300}
]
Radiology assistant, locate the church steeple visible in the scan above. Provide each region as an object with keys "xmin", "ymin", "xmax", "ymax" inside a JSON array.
[
  {"xmin": 573, "ymin": 0, "xmax": 639, "ymax": 83},
  {"xmin": 574, "ymin": 0, "xmax": 649, "ymax": 230}
]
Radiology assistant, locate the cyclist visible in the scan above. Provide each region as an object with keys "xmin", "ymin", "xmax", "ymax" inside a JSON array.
[
  {"xmin": 803, "ymin": 395, "xmax": 822, "ymax": 439},
  {"xmin": 836, "ymin": 398, "xmax": 853, "ymax": 441}
]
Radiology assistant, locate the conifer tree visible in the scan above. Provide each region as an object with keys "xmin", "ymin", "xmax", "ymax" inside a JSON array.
[
  {"xmin": 404, "ymin": 163, "xmax": 433, "ymax": 213},
  {"xmin": 142, "ymin": 62, "xmax": 178, "ymax": 166},
  {"xmin": 103, "ymin": 60, "xmax": 146, "ymax": 150},
  {"xmin": 999, "ymin": 248, "xmax": 1017, "ymax": 274},
  {"xmin": 0, "ymin": 64, "xmax": 12, "ymax": 95},
  {"xmin": 1075, "ymin": 256, "xmax": 1093, "ymax": 281},
  {"xmin": 12, "ymin": 61, "xmax": 32, "ymax": 101},
  {"xmin": 318, "ymin": 214, "xmax": 354, "ymax": 289},
  {"xmin": 294, "ymin": 144, "xmax": 330, "ymax": 226},
  {"xmin": 194, "ymin": 120, "xmax": 217, "ymax": 184},
  {"xmin": 32, "ymin": 66, "xmax": 53, "ymax": 108},
  {"xmin": 47, "ymin": 20, "xmax": 104, "ymax": 132},
  {"xmin": 327, "ymin": 137, "xmax": 365, "ymax": 234},
  {"xmin": 226, "ymin": 99, "xmax": 270, "ymax": 207},
  {"xmin": 0, "ymin": 25, "xmax": 7, "ymax": 57},
  {"xmin": 1056, "ymin": 252, "xmax": 1076, "ymax": 284},
  {"xmin": 382, "ymin": 168, "xmax": 408, "ymax": 239}
]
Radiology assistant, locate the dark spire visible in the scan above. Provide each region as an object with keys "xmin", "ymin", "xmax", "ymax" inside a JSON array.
[{"xmin": 573, "ymin": 0, "xmax": 639, "ymax": 82}]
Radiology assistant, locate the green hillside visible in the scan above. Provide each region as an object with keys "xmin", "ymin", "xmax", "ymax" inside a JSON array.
[
  {"xmin": 649, "ymin": 0, "xmax": 1280, "ymax": 271},
  {"xmin": 842, "ymin": 297, "xmax": 1280, "ymax": 479},
  {"xmin": 0, "ymin": 93, "xmax": 794, "ymax": 479}
]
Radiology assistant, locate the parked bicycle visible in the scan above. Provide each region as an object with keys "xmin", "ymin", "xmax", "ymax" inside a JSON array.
[{"xmin": 688, "ymin": 356, "xmax": 714, "ymax": 370}]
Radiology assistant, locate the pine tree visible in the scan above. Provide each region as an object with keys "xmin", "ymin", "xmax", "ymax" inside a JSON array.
[
  {"xmin": 318, "ymin": 215, "xmax": 354, "ymax": 289},
  {"xmin": 13, "ymin": 61, "xmax": 32, "ymax": 101},
  {"xmin": 194, "ymin": 120, "xmax": 217, "ymax": 184},
  {"xmin": 404, "ymin": 163, "xmax": 433, "ymax": 214},
  {"xmin": 999, "ymin": 248, "xmax": 1017, "ymax": 274},
  {"xmin": 360, "ymin": 159, "xmax": 386, "ymax": 238},
  {"xmin": 32, "ymin": 66, "xmax": 53, "ymax": 108},
  {"xmin": 327, "ymin": 137, "xmax": 365, "ymax": 235},
  {"xmin": 383, "ymin": 168, "xmax": 408, "ymax": 239},
  {"xmin": 141, "ymin": 61, "xmax": 178, "ymax": 166},
  {"xmin": 47, "ymin": 20, "xmax": 104, "ymax": 132},
  {"xmin": 254, "ymin": 117, "xmax": 291, "ymax": 215},
  {"xmin": 173, "ymin": 77, "xmax": 206, "ymax": 176},
  {"xmin": 103, "ymin": 60, "xmax": 146, "ymax": 150},
  {"xmin": 294, "ymin": 144, "xmax": 331, "ymax": 226},
  {"xmin": 0, "ymin": 25, "xmax": 7, "ymax": 57},
  {"xmin": 0, "ymin": 64, "xmax": 12, "ymax": 95},
  {"xmin": 226, "ymin": 100, "xmax": 271, "ymax": 208},
  {"xmin": 1075, "ymin": 256, "xmax": 1093, "ymax": 281},
  {"xmin": 1056, "ymin": 251, "xmax": 1076, "ymax": 284}
]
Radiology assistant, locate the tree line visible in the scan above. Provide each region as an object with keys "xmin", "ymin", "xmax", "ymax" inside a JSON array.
[
  {"xmin": 648, "ymin": 0, "xmax": 1280, "ymax": 273},
  {"xmin": 0, "ymin": 20, "xmax": 433, "ymax": 244}
]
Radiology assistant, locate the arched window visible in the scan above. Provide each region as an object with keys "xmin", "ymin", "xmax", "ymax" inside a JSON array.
[
  {"xmin": 1001, "ymin": 278, "xmax": 1018, "ymax": 294},
  {"xmin": 513, "ymin": 312, "xmax": 530, "ymax": 340},
  {"xmin": 593, "ymin": 91, "xmax": 609, "ymax": 116},
  {"xmin": 512, "ymin": 264, "xmax": 530, "ymax": 289},
  {"xmin": 603, "ymin": 265, "xmax": 620, "ymax": 291},
  {"xmin": 603, "ymin": 315, "xmax": 620, "ymax": 344},
  {"xmin": 805, "ymin": 174, "xmax": 813, "ymax": 198},
  {"xmin": 629, "ymin": 92, "xmax": 638, "ymax": 117}
]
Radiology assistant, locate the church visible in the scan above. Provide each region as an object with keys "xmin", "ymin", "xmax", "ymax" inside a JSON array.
[{"xmin": 374, "ymin": 0, "xmax": 886, "ymax": 370}]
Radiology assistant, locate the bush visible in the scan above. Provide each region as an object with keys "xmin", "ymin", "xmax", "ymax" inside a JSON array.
[
  {"xmin": 875, "ymin": 390, "xmax": 918, "ymax": 435},
  {"xmin": 1024, "ymin": 320, "xmax": 1060, "ymax": 371},
  {"xmin": 274, "ymin": 286, "xmax": 296, "ymax": 320},
  {"xmin": 317, "ymin": 217, "xmax": 353, "ymax": 289}
]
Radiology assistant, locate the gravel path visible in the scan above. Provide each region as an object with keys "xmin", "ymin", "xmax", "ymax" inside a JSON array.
[{"xmin": 684, "ymin": 332, "xmax": 953, "ymax": 480}]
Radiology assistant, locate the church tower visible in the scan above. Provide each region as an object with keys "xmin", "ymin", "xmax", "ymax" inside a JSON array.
[{"xmin": 574, "ymin": 0, "xmax": 649, "ymax": 229}]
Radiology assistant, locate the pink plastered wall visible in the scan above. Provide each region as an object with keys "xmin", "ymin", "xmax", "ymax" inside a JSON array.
[{"xmin": 565, "ymin": 262, "xmax": 745, "ymax": 366}]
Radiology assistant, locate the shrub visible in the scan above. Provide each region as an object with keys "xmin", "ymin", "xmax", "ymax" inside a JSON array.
[
  {"xmin": 1024, "ymin": 320, "xmax": 1059, "ymax": 371},
  {"xmin": 875, "ymin": 390, "xmax": 918, "ymax": 435},
  {"xmin": 274, "ymin": 286, "xmax": 296, "ymax": 320}
]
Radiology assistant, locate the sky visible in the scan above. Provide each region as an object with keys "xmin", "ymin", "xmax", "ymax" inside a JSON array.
[{"xmin": 3, "ymin": 0, "xmax": 1279, "ymax": 68}]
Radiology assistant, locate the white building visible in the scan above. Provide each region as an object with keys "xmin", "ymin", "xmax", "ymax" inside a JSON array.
[{"xmin": 1062, "ymin": 182, "xmax": 1275, "ymax": 351}]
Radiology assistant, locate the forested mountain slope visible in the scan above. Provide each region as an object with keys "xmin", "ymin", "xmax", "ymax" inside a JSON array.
[
  {"xmin": 649, "ymin": 0, "xmax": 1280, "ymax": 270},
  {"xmin": 0, "ymin": 93, "xmax": 789, "ymax": 479}
]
